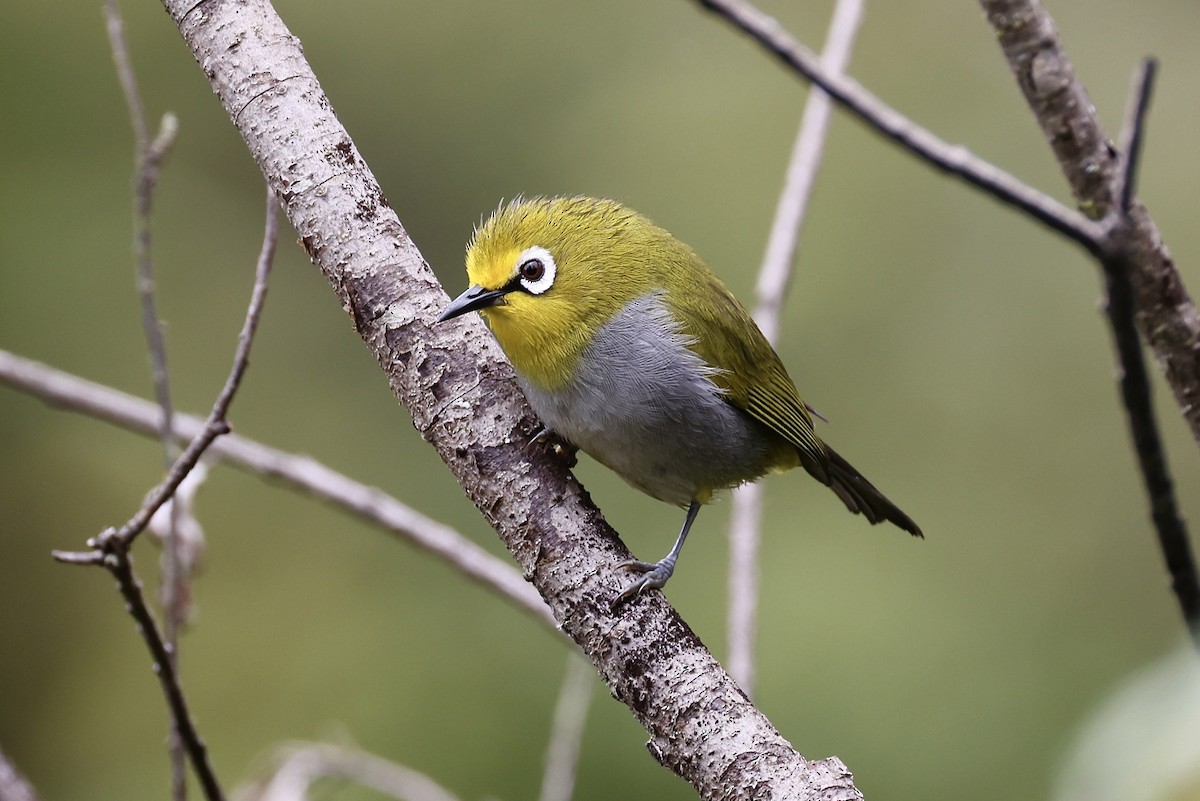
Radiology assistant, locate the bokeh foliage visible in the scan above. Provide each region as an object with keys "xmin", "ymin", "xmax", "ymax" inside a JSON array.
[{"xmin": 2, "ymin": 1, "xmax": 1199, "ymax": 800}]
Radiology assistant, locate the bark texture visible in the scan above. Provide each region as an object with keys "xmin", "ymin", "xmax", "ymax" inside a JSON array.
[{"xmin": 159, "ymin": 0, "xmax": 859, "ymax": 797}]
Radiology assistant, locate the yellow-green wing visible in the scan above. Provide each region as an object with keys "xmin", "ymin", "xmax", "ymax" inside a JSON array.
[{"xmin": 669, "ymin": 264, "xmax": 829, "ymax": 478}]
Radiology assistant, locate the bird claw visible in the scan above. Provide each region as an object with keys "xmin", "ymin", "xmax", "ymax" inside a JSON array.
[
  {"xmin": 527, "ymin": 425, "xmax": 578, "ymax": 468},
  {"xmin": 610, "ymin": 559, "xmax": 675, "ymax": 610}
]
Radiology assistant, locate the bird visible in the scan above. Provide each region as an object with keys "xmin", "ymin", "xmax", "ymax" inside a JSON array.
[{"xmin": 438, "ymin": 196, "xmax": 921, "ymax": 607}]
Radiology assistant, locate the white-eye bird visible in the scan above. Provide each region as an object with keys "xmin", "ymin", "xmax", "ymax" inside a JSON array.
[{"xmin": 439, "ymin": 196, "xmax": 921, "ymax": 607}]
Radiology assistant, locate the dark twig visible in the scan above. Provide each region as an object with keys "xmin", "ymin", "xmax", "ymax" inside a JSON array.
[
  {"xmin": 104, "ymin": 3, "xmax": 186, "ymax": 789},
  {"xmin": 1102, "ymin": 258, "xmax": 1200, "ymax": 642},
  {"xmin": 1098, "ymin": 62, "xmax": 1200, "ymax": 643},
  {"xmin": 694, "ymin": 0, "xmax": 1100, "ymax": 249},
  {"xmin": 221, "ymin": 186, "xmax": 280, "ymax": 417},
  {"xmin": 108, "ymin": 547, "xmax": 225, "ymax": 801},
  {"xmin": 52, "ymin": 420, "xmax": 233, "ymax": 560},
  {"xmin": 1115, "ymin": 60, "xmax": 1157, "ymax": 217}
]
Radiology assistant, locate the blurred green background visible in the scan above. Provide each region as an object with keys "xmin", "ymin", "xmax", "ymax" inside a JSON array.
[{"xmin": 3, "ymin": 1, "xmax": 1199, "ymax": 799}]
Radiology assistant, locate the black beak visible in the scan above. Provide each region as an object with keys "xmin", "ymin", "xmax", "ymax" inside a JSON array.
[{"xmin": 437, "ymin": 285, "xmax": 509, "ymax": 322}]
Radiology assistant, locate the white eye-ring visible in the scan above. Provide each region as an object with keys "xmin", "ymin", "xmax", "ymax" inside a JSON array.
[{"xmin": 515, "ymin": 246, "xmax": 556, "ymax": 295}]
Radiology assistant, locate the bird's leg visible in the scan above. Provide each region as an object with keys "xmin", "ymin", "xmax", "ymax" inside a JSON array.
[
  {"xmin": 612, "ymin": 499, "xmax": 702, "ymax": 609},
  {"xmin": 527, "ymin": 424, "xmax": 578, "ymax": 468}
]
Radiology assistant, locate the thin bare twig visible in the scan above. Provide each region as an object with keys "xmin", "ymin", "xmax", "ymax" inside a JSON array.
[
  {"xmin": 71, "ymin": 419, "xmax": 232, "ymax": 557},
  {"xmin": 128, "ymin": 101, "xmax": 179, "ymax": 457},
  {"xmin": 1098, "ymin": 61, "xmax": 1200, "ymax": 643},
  {"xmin": 48, "ymin": 185, "xmax": 279, "ymax": 801},
  {"xmin": 749, "ymin": 0, "xmax": 863, "ymax": 339},
  {"xmin": 55, "ymin": 188, "xmax": 278, "ymax": 561},
  {"xmin": 104, "ymin": 0, "xmax": 149, "ymax": 149},
  {"xmin": 727, "ymin": 482, "xmax": 764, "ymax": 692},
  {"xmin": 727, "ymin": 0, "xmax": 864, "ymax": 698},
  {"xmin": 537, "ymin": 654, "xmax": 595, "ymax": 801},
  {"xmin": 1114, "ymin": 61, "xmax": 1156, "ymax": 218},
  {"xmin": 239, "ymin": 742, "xmax": 463, "ymax": 801},
  {"xmin": 694, "ymin": 0, "xmax": 1100, "ymax": 250},
  {"xmin": 149, "ymin": 461, "xmax": 211, "ymax": 606},
  {"xmin": 0, "ymin": 350, "xmax": 555, "ymax": 628},
  {"xmin": 104, "ymin": 2, "xmax": 186, "ymax": 790}
]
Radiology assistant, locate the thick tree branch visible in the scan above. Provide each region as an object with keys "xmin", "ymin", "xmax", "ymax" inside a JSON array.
[{"xmin": 155, "ymin": 0, "xmax": 860, "ymax": 797}]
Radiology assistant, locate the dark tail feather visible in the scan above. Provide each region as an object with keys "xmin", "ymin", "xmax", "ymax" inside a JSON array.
[{"xmin": 804, "ymin": 447, "xmax": 922, "ymax": 538}]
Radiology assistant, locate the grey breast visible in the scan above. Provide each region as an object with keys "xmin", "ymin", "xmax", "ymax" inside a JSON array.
[{"xmin": 518, "ymin": 291, "xmax": 776, "ymax": 506}]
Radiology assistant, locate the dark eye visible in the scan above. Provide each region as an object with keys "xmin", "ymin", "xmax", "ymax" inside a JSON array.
[
  {"xmin": 519, "ymin": 259, "xmax": 545, "ymax": 282},
  {"xmin": 514, "ymin": 246, "xmax": 557, "ymax": 295}
]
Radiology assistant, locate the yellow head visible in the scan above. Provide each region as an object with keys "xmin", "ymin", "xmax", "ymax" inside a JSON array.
[{"xmin": 439, "ymin": 196, "xmax": 681, "ymax": 390}]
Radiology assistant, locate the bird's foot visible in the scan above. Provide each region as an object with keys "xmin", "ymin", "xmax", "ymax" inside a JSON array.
[
  {"xmin": 611, "ymin": 558, "xmax": 676, "ymax": 610},
  {"xmin": 527, "ymin": 425, "xmax": 578, "ymax": 468}
]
